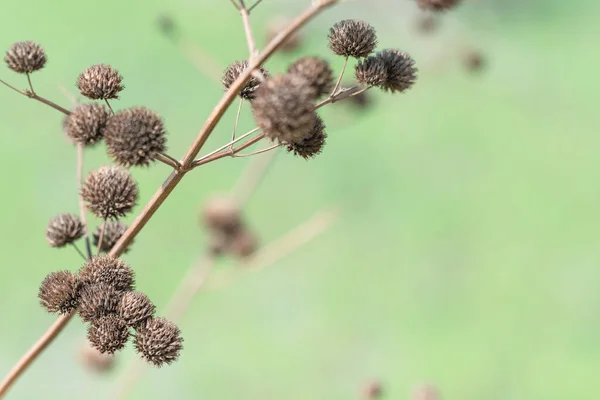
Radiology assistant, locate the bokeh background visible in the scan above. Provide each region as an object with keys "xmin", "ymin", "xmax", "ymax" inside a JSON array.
[{"xmin": 1, "ymin": 0, "xmax": 600, "ymax": 398}]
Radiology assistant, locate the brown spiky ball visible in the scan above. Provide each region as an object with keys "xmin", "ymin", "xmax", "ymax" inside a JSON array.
[
  {"xmin": 46, "ymin": 213, "xmax": 85, "ymax": 248},
  {"xmin": 79, "ymin": 255, "xmax": 135, "ymax": 292},
  {"xmin": 93, "ymin": 220, "xmax": 130, "ymax": 253},
  {"xmin": 87, "ymin": 314, "xmax": 129, "ymax": 354},
  {"xmin": 118, "ymin": 291, "xmax": 156, "ymax": 327},
  {"xmin": 355, "ymin": 55, "xmax": 388, "ymax": 87},
  {"xmin": 222, "ymin": 60, "xmax": 269, "ymax": 101},
  {"xmin": 78, "ymin": 282, "xmax": 123, "ymax": 322},
  {"xmin": 286, "ymin": 116, "xmax": 327, "ymax": 159},
  {"xmin": 77, "ymin": 64, "xmax": 124, "ymax": 100},
  {"xmin": 134, "ymin": 317, "xmax": 183, "ymax": 367},
  {"xmin": 38, "ymin": 271, "xmax": 80, "ymax": 314},
  {"xmin": 64, "ymin": 103, "xmax": 110, "ymax": 147},
  {"xmin": 251, "ymin": 74, "xmax": 317, "ymax": 144},
  {"xmin": 81, "ymin": 166, "xmax": 138, "ymax": 219},
  {"xmin": 104, "ymin": 107, "xmax": 168, "ymax": 167},
  {"xmin": 375, "ymin": 49, "xmax": 418, "ymax": 93},
  {"xmin": 4, "ymin": 41, "xmax": 46, "ymax": 74},
  {"xmin": 328, "ymin": 20, "xmax": 377, "ymax": 59},
  {"xmin": 288, "ymin": 57, "xmax": 334, "ymax": 98}
]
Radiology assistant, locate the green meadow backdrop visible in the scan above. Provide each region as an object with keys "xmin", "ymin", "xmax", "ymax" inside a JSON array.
[{"xmin": 1, "ymin": 0, "xmax": 600, "ymax": 398}]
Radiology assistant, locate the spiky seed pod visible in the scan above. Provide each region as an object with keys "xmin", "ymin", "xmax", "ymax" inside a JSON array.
[
  {"xmin": 79, "ymin": 255, "xmax": 135, "ymax": 292},
  {"xmin": 222, "ymin": 60, "xmax": 269, "ymax": 101},
  {"xmin": 287, "ymin": 57, "xmax": 333, "ymax": 98},
  {"xmin": 38, "ymin": 271, "xmax": 80, "ymax": 314},
  {"xmin": 4, "ymin": 41, "xmax": 47, "ymax": 74},
  {"xmin": 355, "ymin": 55, "xmax": 388, "ymax": 87},
  {"xmin": 202, "ymin": 196, "xmax": 242, "ymax": 234},
  {"xmin": 46, "ymin": 213, "xmax": 85, "ymax": 248},
  {"xmin": 87, "ymin": 314, "xmax": 129, "ymax": 354},
  {"xmin": 416, "ymin": 0, "xmax": 461, "ymax": 12},
  {"xmin": 79, "ymin": 344, "xmax": 116, "ymax": 373},
  {"xmin": 266, "ymin": 16, "xmax": 303, "ymax": 52},
  {"xmin": 134, "ymin": 317, "xmax": 183, "ymax": 367},
  {"xmin": 286, "ymin": 116, "xmax": 327, "ymax": 159},
  {"xmin": 64, "ymin": 103, "xmax": 110, "ymax": 147},
  {"xmin": 104, "ymin": 107, "xmax": 168, "ymax": 167},
  {"xmin": 78, "ymin": 282, "xmax": 123, "ymax": 322},
  {"xmin": 77, "ymin": 64, "xmax": 124, "ymax": 100},
  {"xmin": 252, "ymin": 74, "xmax": 317, "ymax": 144},
  {"xmin": 376, "ymin": 49, "xmax": 418, "ymax": 93},
  {"xmin": 118, "ymin": 291, "xmax": 156, "ymax": 327},
  {"xmin": 93, "ymin": 221, "xmax": 131, "ymax": 253},
  {"xmin": 81, "ymin": 166, "xmax": 138, "ymax": 219},
  {"xmin": 230, "ymin": 229, "xmax": 258, "ymax": 258},
  {"xmin": 328, "ymin": 20, "xmax": 377, "ymax": 59}
]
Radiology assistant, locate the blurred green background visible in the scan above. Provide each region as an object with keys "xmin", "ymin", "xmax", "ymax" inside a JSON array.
[{"xmin": 1, "ymin": 0, "xmax": 600, "ymax": 398}]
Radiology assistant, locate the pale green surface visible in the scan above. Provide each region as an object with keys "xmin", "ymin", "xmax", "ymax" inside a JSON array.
[{"xmin": 1, "ymin": 0, "xmax": 600, "ymax": 399}]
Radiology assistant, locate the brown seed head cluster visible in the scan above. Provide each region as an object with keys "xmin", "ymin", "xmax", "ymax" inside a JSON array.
[
  {"xmin": 93, "ymin": 220, "xmax": 131, "ymax": 253},
  {"xmin": 39, "ymin": 255, "xmax": 182, "ymax": 363},
  {"xmin": 4, "ymin": 41, "xmax": 47, "ymax": 74},
  {"xmin": 77, "ymin": 64, "xmax": 124, "ymax": 100},
  {"xmin": 104, "ymin": 107, "xmax": 168, "ymax": 167},
  {"xmin": 288, "ymin": 57, "xmax": 333, "ymax": 98},
  {"xmin": 356, "ymin": 49, "xmax": 417, "ymax": 93},
  {"xmin": 416, "ymin": 0, "xmax": 461, "ymax": 12},
  {"xmin": 46, "ymin": 213, "xmax": 85, "ymax": 248},
  {"xmin": 252, "ymin": 74, "xmax": 317, "ymax": 144},
  {"xmin": 328, "ymin": 20, "xmax": 377, "ymax": 59},
  {"xmin": 222, "ymin": 60, "xmax": 269, "ymax": 101},
  {"xmin": 81, "ymin": 166, "xmax": 138, "ymax": 219},
  {"xmin": 64, "ymin": 103, "xmax": 110, "ymax": 147},
  {"xmin": 286, "ymin": 116, "xmax": 327, "ymax": 159},
  {"xmin": 38, "ymin": 271, "xmax": 80, "ymax": 314},
  {"xmin": 134, "ymin": 317, "xmax": 184, "ymax": 367}
]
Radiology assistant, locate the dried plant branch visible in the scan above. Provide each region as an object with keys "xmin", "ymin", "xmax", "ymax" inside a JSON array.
[
  {"xmin": 0, "ymin": 1, "xmax": 339, "ymax": 395},
  {"xmin": 331, "ymin": 56, "xmax": 348, "ymax": 95},
  {"xmin": 195, "ymin": 127, "xmax": 261, "ymax": 165},
  {"xmin": 191, "ymin": 133, "xmax": 266, "ymax": 168},
  {"xmin": 0, "ymin": 78, "xmax": 71, "ymax": 115},
  {"xmin": 247, "ymin": 0, "xmax": 263, "ymax": 13},
  {"xmin": 233, "ymin": 142, "xmax": 281, "ymax": 157},
  {"xmin": 154, "ymin": 152, "xmax": 181, "ymax": 169},
  {"xmin": 239, "ymin": 0, "xmax": 259, "ymax": 59}
]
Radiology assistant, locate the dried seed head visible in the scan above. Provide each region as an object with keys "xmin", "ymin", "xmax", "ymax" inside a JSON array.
[
  {"xmin": 252, "ymin": 74, "xmax": 317, "ymax": 144},
  {"xmin": 328, "ymin": 20, "xmax": 377, "ymax": 59},
  {"xmin": 230, "ymin": 229, "xmax": 258, "ymax": 259},
  {"xmin": 78, "ymin": 282, "xmax": 123, "ymax": 322},
  {"xmin": 64, "ymin": 103, "xmax": 110, "ymax": 147},
  {"xmin": 118, "ymin": 291, "xmax": 156, "ymax": 327},
  {"xmin": 202, "ymin": 196, "xmax": 242, "ymax": 234},
  {"xmin": 135, "ymin": 318, "xmax": 183, "ymax": 367},
  {"xmin": 46, "ymin": 213, "xmax": 85, "ymax": 248},
  {"xmin": 4, "ymin": 41, "xmax": 46, "ymax": 74},
  {"xmin": 93, "ymin": 221, "xmax": 131, "ymax": 253},
  {"xmin": 79, "ymin": 344, "xmax": 116, "ymax": 373},
  {"xmin": 355, "ymin": 55, "xmax": 388, "ymax": 87},
  {"xmin": 81, "ymin": 166, "xmax": 138, "ymax": 219},
  {"xmin": 376, "ymin": 49, "xmax": 418, "ymax": 93},
  {"xmin": 104, "ymin": 107, "xmax": 168, "ymax": 167},
  {"xmin": 287, "ymin": 57, "xmax": 333, "ymax": 98},
  {"xmin": 416, "ymin": 0, "xmax": 461, "ymax": 12},
  {"xmin": 286, "ymin": 116, "xmax": 326, "ymax": 159},
  {"xmin": 266, "ymin": 16, "xmax": 303, "ymax": 53},
  {"xmin": 87, "ymin": 314, "xmax": 129, "ymax": 354},
  {"xmin": 79, "ymin": 255, "xmax": 135, "ymax": 292},
  {"xmin": 77, "ymin": 64, "xmax": 124, "ymax": 100},
  {"xmin": 222, "ymin": 60, "xmax": 269, "ymax": 101},
  {"xmin": 38, "ymin": 271, "xmax": 80, "ymax": 314}
]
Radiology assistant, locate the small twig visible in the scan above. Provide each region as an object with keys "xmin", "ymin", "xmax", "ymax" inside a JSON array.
[
  {"xmin": 71, "ymin": 243, "xmax": 87, "ymax": 261},
  {"xmin": 330, "ymin": 56, "xmax": 348, "ymax": 96},
  {"xmin": 155, "ymin": 152, "xmax": 182, "ymax": 170},
  {"xmin": 192, "ymin": 133, "xmax": 266, "ymax": 168},
  {"xmin": 315, "ymin": 85, "xmax": 369, "ymax": 108},
  {"xmin": 247, "ymin": 0, "xmax": 263, "ymax": 13},
  {"xmin": 104, "ymin": 99, "xmax": 115, "ymax": 114},
  {"xmin": 239, "ymin": 3, "xmax": 259, "ymax": 60},
  {"xmin": 233, "ymin": 142, "xmax": 281, "ymax": 157},
  {"xmin": 26, "ymin": 74, "xmax": 35, "ymax": 94},
  {"xmin": 194, "ymin": 127, "xmax": 260, "ymax": 165},
  {"xmin": 96, "ymin": 220, "xmax": 107, "ymax": 254},
  {"xmin": 230, "ymin": 98, "xmax": 244, "ymax": 154},
  {"xmin": 76, "ymin": 144, "xmax": 93, "ymax": 260},
  {"xmin": 229, "ymin": 0, "xmax": 240, "ymax": 10},
  {"xmin": 0, "ymin": 78, "xmax": 71, "ymax": 115}
]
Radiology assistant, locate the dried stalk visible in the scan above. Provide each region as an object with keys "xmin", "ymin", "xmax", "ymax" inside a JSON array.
[
  {"xmin": 0, "ymin": 0, "xmax": 339, "ymax": 396},
  {"xmin": 0, "ymin": 78, "xmax": 70, "ymax": 115}
]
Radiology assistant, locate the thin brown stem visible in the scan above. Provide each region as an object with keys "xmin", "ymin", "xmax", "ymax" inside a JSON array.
[
  {"xmin": 230, "ymin": 98, "xmax": 244, "ymax": 154},
  {"xmin": 71, "ymin": 243, "xmax": 86, "ymax": 261},
  {"xmin": 104, "ymin": 99, "xmax": 114, "ymax": 114},
  {"xmin": 0, "ymin": 1, "xmax": 339, "ymax": 395},
  {"xmin": 240, "ymin": 3, "xmax": 258, "ymax": 60},
  {"xmin": 229, "ymin": 0, "xmax": 240, "ymax": 10},
  {"xmin": 96, "ymin": 220, "xmax": 107, "ymax": 254},
  {"xmin": 192, "ymin": 133, "xmax": 266, "ymax": 168},
  {"xmin": 76, "ymin": 144, "xmax": 92, "ymax": 260},
  {"xmin": 247, "ymin": 0, "xmax": 263, "ymax": 12},
  {"xmin": 194, "ymin": 127, "xmax": 260, "ymax": 166},
  {"xmin": 155, "ymin": 152, "xmax": 181, "ymax": 169},
  {"xmin": 26, "ymin": 74, "xmax": 35, "ymax": 94},
  {"xmin": 331, "ymin": 56, "xmax": 348, "ymax": 96},
  {"xmin": 315, "ymin": 85, "xmax": 369, "ymax": 109},
  {"xmin": 1, "ymin": 78, "xmax": 71, "ymax": 115},
  {"xmin": 233, "ymin": 143, "xmax": 280, "ymax": 157}
]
